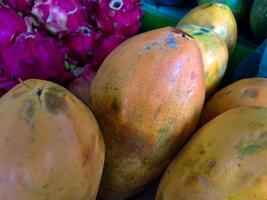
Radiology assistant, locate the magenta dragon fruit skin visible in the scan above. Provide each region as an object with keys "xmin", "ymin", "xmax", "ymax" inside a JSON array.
[
  {"xmin": 92, "ymin": 34, "xmax": 126, "ymax": 70},
  {"xmin": 0, "ymin": 32, "xmax": 74, "ymax": 94},
  {"xmin": 31, "ymin": 0, "xmax": 88, "ymax": 35},
  {"xmin": 0, "ymin": 71, "xmax": 17, "ymax": 96},
  {"xmin": 67, "ymin": 64, "xmax": 95, "ymax": 106},
  {"xmin": 93, "ymin": 0, "xmax": 142, "ymax": 37},
  {"xmin": 0, "ymin": 7, "xmax": 27, "ymax": 46},
  {"xmin": 3, "ymin": 0, "xmax": 34, "ymax": 13},
  {"xmin": 65, "ymin": 25, "xmax": 100, "ymax": 63}
]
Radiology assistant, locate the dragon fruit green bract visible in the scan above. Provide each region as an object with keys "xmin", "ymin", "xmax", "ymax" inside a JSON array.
[
  {"xmin": 31, "ymin": 0, "xmax": 87, "ymax": 35},
  {"xmin": 0, "ymin": 7, "xmax": 27, "ymax": 46},
  {"xmin": 0, "ymin": 32, "xmax": 74, "ymax": 93},
  {"xmin": 93, "ymin": 0, "xmax": 142, "ymax": 37}
]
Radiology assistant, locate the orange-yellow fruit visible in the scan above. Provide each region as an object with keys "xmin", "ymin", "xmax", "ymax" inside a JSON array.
[{"xmin": 0, "ymin": 79, "xmax": 105, "ymax": 200}]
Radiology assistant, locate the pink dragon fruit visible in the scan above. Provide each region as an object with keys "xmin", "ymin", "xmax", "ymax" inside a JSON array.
[
  {"xmin": 67, "ymin": 64, "xmax": 95, "ymax": 106},
  {"xmin": 3, "ymin": 0, "xmax": 34, "ymax": 13},
  {"xmin": 0, "ymin": 70, "xmax": 17, "ymax": 96},
  {"xmin": 92, "ymin": 34, "xmax": 126, "ymax": 70},
  {"xmin": 93, "ymin": 0, "xmax": 142, "ymax": 37},
  {"xmin": 31, "ymin": 0, "xmax": 88, "ymax": 35},
  {"xmin": 65, "ymin": 25, "xmax": 101, "ymax": 63},
  {"xmin": 0, "ymin": 7, "xmax": 27, "ymax": 46},
  {"xmin": 0, "ymin": 32, "xmax": 75, "ymax": 94}
]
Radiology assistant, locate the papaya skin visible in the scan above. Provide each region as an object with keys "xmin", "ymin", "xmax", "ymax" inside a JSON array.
[
  {"xmin": 157, "ymin": 107, "xmax": 267, "ymax": 200},
  {"xmin": 178, "ymin": 24, "xmax": 228, "ymax": 96},
  {"xmin": 200, "ymin": 78, "xmax": 267, "ymax": 125},
  {"xmin": 198, "ymin": 0, "xmax": 252, "ymax": 20},
  {"xmin": 0, "ymin": 79, "xmax": 105, "ymax": 200},
  {"xmin": 177, "ymin": 3, "xmax": 237, "ymax": 53},
  {"xmin": 89, "ymin": 27, "xmax": 205, "ymax": 200}
]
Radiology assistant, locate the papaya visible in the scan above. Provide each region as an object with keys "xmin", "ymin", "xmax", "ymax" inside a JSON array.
[
  {"xmin": 200, "ymin": 78, "xmax": 267, "ymax": 125},
  {"xmin": 250, "ymin": 0, "xmax": 267, "ymax": 42},
  {"xmin": 177, "ymin": 3, "xmax": 237, "ymax": 53},
  {"xmin": 89, "ymin": 27, "xmax": 205, "ymax": 200},
  {"xmin": 0, "ymin": 79, "xmax": 105, "ymax": 200},
  {"xmin": 198, "ymin": 0, "xmax": 252, "ymax": 20},
  {"xmin": 178, "ymin": 24, "xmax": 228, "ymax": 96},
  {"xmin": 157, "ymin": 107, "xmax": 267, "ymax": 200}
]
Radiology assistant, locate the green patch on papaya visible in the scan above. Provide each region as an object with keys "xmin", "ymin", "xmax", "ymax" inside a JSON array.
[
  {"xmin": 45, "ymin": 90, "xmax": 68, "ymax": 115},
  {"xmin": 236, "ymin": 140, "xmax": 267, "ymax": 157},
  {"xmin": 26, "ymin": 100, "xmax": 36, "ymax": 120},
  {"xmin": 111, "ymin": 98, "xmax": 120, "ymax": 113},
  {"xmin": 156, "ymin": 119, "xmax": 175, "ymax": 146},
  {"xmin": 240, "ymin": 88, "xmax": 258, "ymax": 99},
  {"xmin": 47, "ymin": 86, "xmax": 64, "ymax": 93}
]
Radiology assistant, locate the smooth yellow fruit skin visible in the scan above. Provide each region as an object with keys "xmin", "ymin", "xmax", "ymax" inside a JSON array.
[
  {"xmin": 0, "ymin": 79, "xmax": 105, "ymax": 200},
  {"xmin": 178, "ymin": 24, "xmax": 228, "ymax": 96},
  {"xmin": 157, "ymin": 107, "xmax": 267, "ymax": 200},
  {"xmin": 177, "ymin": 3, "xmax": 237, "ymax": 53}
]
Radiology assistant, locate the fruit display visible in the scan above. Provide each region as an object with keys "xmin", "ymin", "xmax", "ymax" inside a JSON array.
[
  {"xmin": 0, "ymin": 79, "xmax": 105, "ymax": 200},
  {"xmin": 1, "ymin": 0, "xmax": 267, "ymax": 199},
  {"xmin": 198, "ymin": 0, "xmax": 252, "ymax": 20},
  {"xmin": 178, "ymin": 24, "xmax": 228, "ymax": 96},
  {"xmin": 89, "ymin": 27, "xmax": 205, "ymax": 199},
  {"xmin": 177, "ymin": 3, "xmax": 237, "ymax": 53},
  {"xmin": 250, "ymin": 0, "xmax": 267, "ymax": 43},
  {"xmin": 200, "ymin": 78, "xmax": 267, "ymax": 125},
  {"xmin": 0, "ymin": 0, "xmax": 143, "ymax": 96},
  {"xmin": 157, "ymin": 107, "xmax": 267, "ymax": 200}
]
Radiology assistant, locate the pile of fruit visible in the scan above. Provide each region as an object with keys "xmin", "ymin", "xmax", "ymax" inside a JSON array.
[
  {"xmin": 0, "ymin": 0, "xmax": 142, "ymax": 98},
  {"xmin": 1, "ymin": 1, "xmax": 267, "ymax": 200}
]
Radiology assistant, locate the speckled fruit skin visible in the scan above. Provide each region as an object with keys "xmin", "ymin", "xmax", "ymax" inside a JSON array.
[
  {"xmin": 157, "ymin": 107, "xmax": 267, "ymax": 200},
  {"xmin": 0, "ymin": 79, "xmax": 105, "ymax": 200},
  {"xmin": 177, "ymin": 3, "xmax": 237, "ymax": 53},
  {"xmin": 178, "ymin": 24, "xmax": 228, "ymax": 96},
  {"xmin": 200, "ymin": 78, "xmax": 267, "ymax": 126},
  {"xmin": 89, "ymin": 27, "xmax": 205, "ymax": 200}
]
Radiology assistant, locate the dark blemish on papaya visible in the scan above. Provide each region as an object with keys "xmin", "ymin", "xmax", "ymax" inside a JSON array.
[
  {"xmin": 111, "ymin": 98, "xmax": 120, "ymax": 113},
  {"xmin": 5, "ymin": 137, "xmax": 9, "ymax": 143},
  {"xmin": 45, "ymin": 91, "xmax": 68, "ymax": 115},
  {"xmin": 26, "ymin": 100, "xmax": 36, "ymax": 120},
  {"xmin": 240, "ymin": 88, "xmax": 258, "ymax": 98},
  {"xmin": 143, "ymin": 41, "xmax": 159, "ymax": 52},
  {"xmin": 28, "ymin": 135, "xmax": 35, "ymax": 144},
  {"xmin": 225, "ymin": 90, "xmax": 232, "ymax": 94},
  {"xmin": 200, "ymin": 27, "xmax": 210, "ymax": 33},
  {"xmin": 58, "ymin": 187, "xmax": 64, "ymax": 192},
  {"xmin": 259, "ymin": 131, "xmax": 267, "ymax": 139},
  {"xmin": 200, "ymin": 149, "xmax": 205, "ymax": 154},
  {"xmin": 192, "ymin": 31, "xmax": 204, "ymax": 36},
  {"xmin": 202, "ymin": 3, "xmax": 214, "ymax": 9},
  {"xmin": 185, "ymin": 173, "xmax": 198, "ymax": 185},
  {"xmin": 36, "ymin": 88, "xmax": 42, "ymax": 96},
  {"xmin": 166, "ymin": 32, "xmax": 178, "ymax": 49},
  {"xmin": 207, "ymin": 160, "xmax": 216, "ymax": 169}
]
